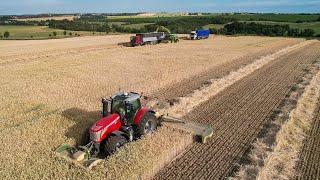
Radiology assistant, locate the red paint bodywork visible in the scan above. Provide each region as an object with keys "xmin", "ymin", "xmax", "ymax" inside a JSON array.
[
  {"xmin": 135, "ymin": 35, "xmax": 142, "ymax": 45},
  {"xmin": 133, "ymin": 107, "xmax": 149, "ymax": 125},
  {"xmin": 90, "ymin": 113, "xmax": 121, "ymax": 143}
]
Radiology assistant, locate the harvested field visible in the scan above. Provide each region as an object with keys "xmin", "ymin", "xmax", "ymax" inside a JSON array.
[
  {"xmin": 154, "ymin": 41, "xmax": 320, "ymax": 179},
  {"xmin": 233, "ymin": 62, "xmax": 320, "ymax": 179},
  {"xmin": 0, "ymin": 35, "xmax": 301, "ymax": 110},
  {"xmin": 296, "ymin": 104, "xmax": 320, "ymax": 179},
  {"xmin": 0, "ymin": 35, "xmax": 315, "ymax": 179},
  {"xmin": 257, "ymin": 69, "xmax": 320, "ymax": 179}
]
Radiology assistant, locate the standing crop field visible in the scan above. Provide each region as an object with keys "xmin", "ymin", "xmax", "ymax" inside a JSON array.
[{"xmin": 0, "ymin": 34, "xmax": 313, "ymax": 179}]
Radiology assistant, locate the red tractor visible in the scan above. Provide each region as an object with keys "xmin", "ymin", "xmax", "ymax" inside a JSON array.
[
  {"xmin": 56, "ymin": 92, "xmax": 213, "ymax": 169},
  {"xmin": 89, "ymin": 92, "xmax": 159, "ymax": 155}
]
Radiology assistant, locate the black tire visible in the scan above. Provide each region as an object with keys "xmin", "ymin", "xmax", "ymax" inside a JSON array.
[
  {"xmin": 81, "ymin": 128, "xmax": 90, "ymax": 145},
  {"xmin": 136, "ymin": 112, "xmax": 157, "ymax": 137},
  {"xmin": 104, "ymin": 135, "xmax": 127, "ymax": 155}
]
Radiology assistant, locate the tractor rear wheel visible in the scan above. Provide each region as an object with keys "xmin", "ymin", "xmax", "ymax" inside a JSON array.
[
  {"xmin": 104, "ymin": 135, "xmax": 127, "ymax": 155},
  {"xmin": 137, "ymin": 112, "xmax": 157, "ymax": 137}
]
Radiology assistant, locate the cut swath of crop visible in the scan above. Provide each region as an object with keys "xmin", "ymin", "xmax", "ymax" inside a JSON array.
[
  {"xmin": 296, "ymin": 103, "xmax": 320, "ymax": 179},
  {"xmin": 257, "ymin": 70, "xmax": 320, "ymax": 179},
  {"xmin": 164, "ymin": 40, "xmax": 314, "ymax": 118},
  {"xmin": 99, "ymin": 126, "xmax": 193, "ymax": 180},
  {"xmin": 88, "ymin": 41, "xmax": 316, "ymax": 179},
  {"xmin": 232, "ymin": 61, "xmax": 320, "ymax": 180},
  {"xmin": 153, "ymin": 41, "xmax": 320, "ymax": 179},
  {"xmin": 0, "ymin": 35, "xmax": 309, "ymax": 179}
]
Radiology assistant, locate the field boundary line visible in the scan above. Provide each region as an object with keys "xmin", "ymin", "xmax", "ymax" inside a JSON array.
[
  {"xmin": 164, "ymin": 40, "xmax": 316, "ymax": 118},
  {"xmin": 257, "ymin": 68, "xmax": 320, "ymax": 179}
]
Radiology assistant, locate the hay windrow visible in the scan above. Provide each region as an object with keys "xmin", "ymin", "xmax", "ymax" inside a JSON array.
[
  {"xmin": 257, "ymin": 70, "xmax": 320, "ymax": 179},
  {"xmin": 0, "ymin": 35, "xmax": 307, "ymax": 179},
  {"xmin": 98, "ymin": 126, "xmax": 192, "ymax": 180},
  {"xmin": 96, "ymin": 41, "xmax": 315, "ymax": 179},
  {"xmin": 231, "ymin": 61, "xmax": 320, "ymax": 179},
  {"xmin": 165, "ymin": 40, "xmax": 315, "ymax": 118}
]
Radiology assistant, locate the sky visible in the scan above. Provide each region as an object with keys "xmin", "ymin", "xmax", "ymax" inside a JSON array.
[{"xmin": 0, "ymin": 0, "xmax": 320, "ymax": 15}]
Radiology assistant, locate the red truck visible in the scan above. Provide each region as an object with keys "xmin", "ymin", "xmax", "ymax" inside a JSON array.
[{"xmin": 130, "ymin": 32, "xmax": 166, "ymax": 46}]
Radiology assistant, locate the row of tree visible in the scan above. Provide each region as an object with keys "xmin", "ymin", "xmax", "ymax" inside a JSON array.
[
  {"xmin": 221, "ymin": 22, "xmax": 315, "ymax": 37},
  {"xmin": 109, "ymin": 21, "xmax": 317, "ymax": 38},
  {"xmin": 109, "ymin": 16, "xmax": 235, "ymax": 34},
  {"xmin": 48, "ymin": 19, "xmax": 111, "ymax": 33},
  {"xmin": 0, "ymin": 30, "xmax": 83, "ymax": 39},
  {"xmin": 155, "ymin": 16, "xmax": 235, "ymax": 34},
  {"xmin": 0, "ymin": 31, "xmax": 10, "ymax": 39}
]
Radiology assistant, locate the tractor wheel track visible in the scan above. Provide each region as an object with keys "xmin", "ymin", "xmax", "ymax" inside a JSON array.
[
  {"xmin": 296, "ymin": 105, "xmax": 320, "ymax": 180},
  {"xmin": 154, "ymin": 42, "xmax": 320, "ymax": 179},
  {"xmin": 152, "ymin": 41, "xmax": 300, "ymax": 103},
  {"xmin": 167, "ymin": 51, "xmax": 307, "ymax": 178}
]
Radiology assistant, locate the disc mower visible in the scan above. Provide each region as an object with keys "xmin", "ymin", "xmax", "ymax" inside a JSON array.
[{"xmin": 56, "ymin": 92, "xmax": 213, "ymax": 169}]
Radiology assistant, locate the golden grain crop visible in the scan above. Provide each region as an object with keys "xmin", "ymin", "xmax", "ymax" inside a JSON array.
[{"xmin": 0, "ymin": 35, "xmax": 304, "ymax": 179}]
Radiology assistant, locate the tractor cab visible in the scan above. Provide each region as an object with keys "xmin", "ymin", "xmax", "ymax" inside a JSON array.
[
  {"xmin": 130, "ymin": 35, "xmax": 142, "ymax": 46},
  {"xmin": 102, "ymin": 92, "xmax": 142, "ymax": 126}
]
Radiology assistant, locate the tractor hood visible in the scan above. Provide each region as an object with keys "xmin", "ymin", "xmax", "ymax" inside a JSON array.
[
  {"xmin": 90, "ymin": 113, "xmax": 121, "ymax": 143},
  {"xmin": 91, "ymin": 114, "xmax": 120, "ymax": 132}
]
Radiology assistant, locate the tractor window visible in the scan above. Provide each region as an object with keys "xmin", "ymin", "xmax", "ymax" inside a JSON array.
[
  {"xmin": 131, "ymin": 99, "xmax": 141, "ymax": 111},
  {"xmin": 111, "ymin": 100, "xmax": 123, "ymax": 114}
]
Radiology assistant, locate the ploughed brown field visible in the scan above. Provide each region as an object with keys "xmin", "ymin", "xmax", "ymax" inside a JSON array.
[{"xmin": 0, "ymin": 34, "xmax": 319, "ymax": 179}]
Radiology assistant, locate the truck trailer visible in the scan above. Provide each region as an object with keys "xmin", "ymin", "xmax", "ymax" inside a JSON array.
[
  {"xmin": 190, "ymin": 29, "xmax": 210, "ymax": 40},
  {"xmin": 130, "ymin": 32, "xmax": 166, "ymax": 46}
]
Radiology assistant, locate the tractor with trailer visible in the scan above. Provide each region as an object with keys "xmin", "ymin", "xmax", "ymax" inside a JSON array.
[
  {"xmin": 130, "ymin": 26, "xmax": 178, "ymax": 46},
  {"xmin": 190, "ymin": 29, "xmax": 210, "ymax": 40},
  {"xmin": 130, "ymin": 32, "xmax": 166, "ymax": 46},
  {"xmin": 56, "ymin": 91, "xmax": 213, "ymax": 169}
]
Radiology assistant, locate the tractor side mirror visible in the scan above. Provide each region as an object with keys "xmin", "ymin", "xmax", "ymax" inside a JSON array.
[{"xmin": 102, "ymin": 98, "xmax": 111, "ymax": 117}]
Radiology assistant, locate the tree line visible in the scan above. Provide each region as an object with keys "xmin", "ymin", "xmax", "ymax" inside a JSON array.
[
  {"xmin": 48, "ymin": 19, "xmax": 111, "ymax": 33},
  {"xmin": 109, "ymin": 21, "xmax": 317, "ymax": 37},
  {"xmin": 108, "ymin": 16, "xmax": 236, "ymax": 34},
  {"xmin": 1, "ymin": 14, "xmax": 319, "ymax": 38},
  {"xmin": 220, "ymin": 21, "xmax": 316, "ymax": 37}
]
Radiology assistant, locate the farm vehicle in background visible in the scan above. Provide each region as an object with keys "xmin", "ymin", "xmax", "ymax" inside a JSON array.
[
  {"xmin": 130, "ymin": 25, "xmax": 179, "ymax": 46},
  {"xmin": 190, "ymin": 29, "xmax": 210, "ymax": 40}
]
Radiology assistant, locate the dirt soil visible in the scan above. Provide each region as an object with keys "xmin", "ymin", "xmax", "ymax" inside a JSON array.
[{"xmin": 154, "ymin": 42, "xmax": 320, "ymax": 179}]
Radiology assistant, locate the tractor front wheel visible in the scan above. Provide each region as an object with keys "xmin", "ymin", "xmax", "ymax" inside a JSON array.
[
  {"xmin": 104, "ymin": 135, "xmax": 127, "ymax": 155},
  {"xmin": 137, "ymin": 112, "xmax": 157, "ymax": 137}
]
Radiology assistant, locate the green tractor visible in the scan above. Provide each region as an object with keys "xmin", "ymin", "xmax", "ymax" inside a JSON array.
[{"xmin": 156, "ymin": 25, "xmax": 179, "ymax": 43}]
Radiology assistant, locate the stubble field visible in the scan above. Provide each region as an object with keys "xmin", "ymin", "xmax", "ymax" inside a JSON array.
[{"xmin": 1, "ymin": 34, "xmax": 318, "ymax": 179}]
